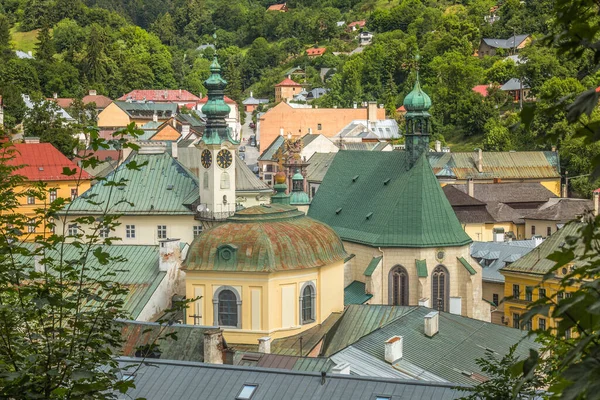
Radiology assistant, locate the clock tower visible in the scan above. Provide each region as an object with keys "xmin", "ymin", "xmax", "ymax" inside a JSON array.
[{"xmin": 196, "ymin": 56, "xmax": 239, "ymax": 222}]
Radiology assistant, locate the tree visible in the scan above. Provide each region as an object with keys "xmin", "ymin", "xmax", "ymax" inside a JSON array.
[
  {"xmin": 150, "ymin": 12, "xmax": 176, "ymax": 45},
  {"xmin": 0, "ymin": 13, "xmax": 11, "ymax": 50},
  {"xmin": 23, "ymin": 97, "xmax": 78, "ymax": 156},
  {"xmin": 83, "ymin": 24, "xmax": 109, "ymax": 85},
  {"xmin": 0, "ymin": 85, "xmax": 27, "ymax": 130},
  {"xmin": 482, "ymin": 118, "xmax": 515, "ymax": 151}
]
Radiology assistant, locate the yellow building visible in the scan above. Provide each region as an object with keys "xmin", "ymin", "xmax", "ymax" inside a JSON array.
[
  {"xmin": 500, "ymin": 222, "xmax": 584, "ymax": 333},
  {"xmin": 98, "ymin": 101, "xmax": 177, "ymax": 128},
  {"xmin": 183, "ymin": 204, "xmax": 347, "ymax": 344},
  {"xmin": 6, "ymin": 142, "xmax": 91, "ymax": 239}
]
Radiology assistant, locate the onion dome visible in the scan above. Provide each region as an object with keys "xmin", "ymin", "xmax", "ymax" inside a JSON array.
[
  {"xmin": 201, "ymin": 56, "xmax": 236, "ymax": 145},
  {"xmin": 403, "ymin": 72, "xmax": 431, "ymax": 112},
  {"xmin": 183, "ymin": 204, "xmax": 347, "ymax": 272}
]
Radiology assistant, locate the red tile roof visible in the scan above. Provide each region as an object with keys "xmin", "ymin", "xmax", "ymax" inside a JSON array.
[
  {"xmin": 7, "ymin": 143, "xmax": 91, "ymax": 181},
  {"xmin": 396, "ymin": 105, "xmax": 406, "ymax": 113},
  {"xmin": 82, "ymin": 94, "xmax": 113, "ymax": 109},
  {"xmin": 472, "ymin": 85, "xmax": 490, "ymax": 97},
  {"xmin": 48, "ymin": 97, "xmax": 74, "ymax": 109},
  {"xmin": 275, "ymin": 78, "xmax": 302, "ymax": 87},
  {"xmin": 118, "ymin": 90, "xmax": 202, "ymax": 102},
  {"xmin": 348, "ymin": 20, "xmax": 366, "ymax": 28},
  {"xmin": 306, "ymin": 48, "xmax": 326, "ymax": 56},
  {"xmin": 198, "ymin": 96, "xmax": 237, "ymax": 104},
  {"xmin": 268, "ymin": 3, "xmax": 287, "ymax": 11},
  {"xmin": 77, "ymin": 149, "xmax": 120, "ymax": 162}
]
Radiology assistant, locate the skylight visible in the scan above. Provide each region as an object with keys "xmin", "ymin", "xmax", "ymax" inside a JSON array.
[
  {"xmin": 236, "ymin": 384, "xmax": 258, "ymax": 399},
  {"xmin": 376, "ymin": 396, "xmax": 391, "ymax": 400}
]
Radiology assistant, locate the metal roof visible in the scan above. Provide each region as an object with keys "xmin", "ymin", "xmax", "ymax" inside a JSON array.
[
  {"xmin": 344, "ymin": 281, "xmax": 373, "ymax": 305},
  {"xmin": 482, "ymin": 34, "xmax": 529, "ymax": 49},
  {"xmin": 500, "ymin": 78, "xmax": 530, "ymax": 91},
  {"xmin": 470, "ymin": 241, "xmax": 536, "ymax": 283},
  {"xmin": 363, "ymin": 256, "xmax": 382, "ymax": 277},
  {"xmin": 330, "ymin": 345, "xmax": 415, "ymax": 380},
  {"xmin": 116, "ymin": 357, "xmax": 465, "ymax": 399},
  {"xmin": 308, "ymin": 152, "xmax": 472, "ymax": 248},
  {"xmin": 258, "ymin": 135, "xmax": 285, "ymax": 161},
  {"xmin": 306, "ymin": 152, "xmax": 337, "ymax": 183},
  {"xmin": 235, "ymin": 154, "xmax": 272, "ymax": 193},
  {"xmin": 66, "ymin": 151, "xmax": 198, "ymax": 215},
  {"xmin": 236, "ymin": 352, "xmax": 334, "ymax": 372},
  {"xmin": 114, "ymin": 101, "xmax": 177, "ymax": 117}
]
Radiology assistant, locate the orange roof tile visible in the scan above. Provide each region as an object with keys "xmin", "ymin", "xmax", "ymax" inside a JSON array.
[
  {"xmin": 118, "ymin": 90, "xmax": 202, "ymax": 102},
  {"xmin": 306, "ymin": 48, "xmax": 326, "ymax": 56},
  {"xmin": 7, "ymin": 143, "xmax": 90, "ymax": 181},
  {"xmin": 198, "ymin": 96, "xmax": 237, "ymax": 104},
  {"xmin": 472, "ymin": 85, "xmax": 491, "ymax": 97},
  {"xmin": 275, "ymin": 78, "xmax": 302, "ymax": 87}
]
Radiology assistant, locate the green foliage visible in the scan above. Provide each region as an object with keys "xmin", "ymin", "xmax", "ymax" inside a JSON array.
[
  {"xmin": 482, "ymin": 118, "xmax": 515, "ymax": 151},
  {"xmin": 23, "ymin": 96, "xmax": 78, "ymax": 156},
  {"xmin": 0, "ymin": 85, "xmax": 27, "ymax": 129}
]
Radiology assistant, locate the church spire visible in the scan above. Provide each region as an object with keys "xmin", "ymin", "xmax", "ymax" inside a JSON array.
[
  {"xmin": 201, "ymin": 56, "xmax": 237, "ymax": 145},
  {"xmin": 403, "ymin": 54, "xmax": 432, "ymax": 168}
]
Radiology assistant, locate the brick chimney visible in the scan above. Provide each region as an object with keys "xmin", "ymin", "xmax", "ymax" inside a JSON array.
[
  {"xmin": 203, "ymin": 329, "xmax": 224, "ymax": 364},
  {"xmin": 384, "ymin": 336, "xmax": 403, "ymax": 363},
  {"xmin": 424, "ymin": 311, "xmax": 439, "ymax": 337}
]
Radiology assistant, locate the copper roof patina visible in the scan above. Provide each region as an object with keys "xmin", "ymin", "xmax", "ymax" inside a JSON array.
[{"xmin": 183, "ymin": 204, "xmax": 347, "ymax": 272}]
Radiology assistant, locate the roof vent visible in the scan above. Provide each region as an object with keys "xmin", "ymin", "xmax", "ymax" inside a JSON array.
[
  {"xmin": 38, "ymin": 167, "xmax": 44, "ymax": 171},
  {"xmin": 383, "ymin": 178, "xmax": 391, "ymax": 185},
  {"xmin": 366, "ymin": 212, "xmax": 373, "ymax": 219},
  {"xmin": 352, "ymin": 175, "xmax": 359, "ymax": 182},
  {"xmin": 336, "ymin": 208, "xmax": 342, "ymax": 214},
  {"xmin": 166, "ymin": 184, "xmax": 174, "ymax": 190}
]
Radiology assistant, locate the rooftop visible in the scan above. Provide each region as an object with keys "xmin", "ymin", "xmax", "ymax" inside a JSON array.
[
  {"xmin": 524, "ymin": 197, "xmax": 594, "ymax": 222},
  {"xmin": 471, "ymin": 240, "xmax": 537, "ymax": 283},
  {"xmin": 6, "ymin": 143, "xmax": 91, "ymax": 182},
  {"xmin": 482, "ymin": 34, "xmax": 530, "ymax": 49},
  {"xmin": 451, "ymin": 182, "xmax": 557, "ymax": 205},
  {"xmin": 306, "ymin": 152, "xmax": 337, "ymax": 183},
  {"xmin": 114, "ymin": 101, "xmax": 177, "ymax": 118},
  {"xmin": 118, "ymin": 90, "xmax": 202, "ymax": 103},
  {"xmin": 275, "ymin": 77, "xmax": 302, "ymax": 87},
  {"xmin": 501, "ymin": 78, "xmax": 530, "ymax": 91}
]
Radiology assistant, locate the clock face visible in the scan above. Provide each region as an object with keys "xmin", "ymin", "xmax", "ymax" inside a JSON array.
[
  {"xmin": 217, "ymin": 149, "xmax": 233, "ymax": 169},
  {"xmin": 201, "ymin": 150, "xmax": 212, "ymax": 169}
]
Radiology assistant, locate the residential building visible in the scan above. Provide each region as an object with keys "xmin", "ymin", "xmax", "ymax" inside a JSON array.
[
  {"xmin": 242, "ymin": 92, "xmax": 269, "ymax": 112},
  {"xmin": 358, "ymin": 31, "xmax": 374, "ymax": 46},
  {"xmin": 258, "ymin": 101, "xmax": 387, "ymax": 151},
  {"xmin": 274, "ymin": 77, "xmax": 303, "ymax": 103},
  {"xmin": 306, "ymin": 88, "xmax": 328, "ymax": 101},
  {"xmin": 308, "ymin": 76, "xmax": 490, "ymax": 321},
  {"xmin": 333, "ymin": 117, "xmax": 400, "ymax": 142},
  {"xmin": 137, "ymin": 114, "xmax": 204, "ymax": 142},
  {"xmin": 442, "ymin": 184, "xmax": 499, "ymax": 242},
  {"xmin": 118, "ymin": 89, "xmax": 202, "ymax": 109},
  {"xmin": 347, "ymin": 20, "xmax": 366, "ymax": 31},
  {"xmin": 47, "ymin": 90, "xmax": 112, "ymax": 113},
  {"xmin": 471, "ymin": 240, "xmax": 538, "ymax": 324},
  {"xmin": 306, "ymin": 47, "xmax": 326, "ymax": 58},
  {"xmin": 500, "ymin": 78, "xmax": 532, "ymax": 102},
  {"xmin": 97, "ymin": 101, "xmax": 177, "ymax": 128},
  {"xmin": 267, "ymin": 2, "xmax": 288, "ymax": 11},
  {"xmin": 22, "ymin": 94, "xmax": 75, "ymax": 124},
  {"xmin": 478, "ymin": 34, "xmax": 531, "ymax": 57},
  {"xmin": 6, "ymin": 141, "xmax": 91, "ymax": 238},
  {"xmin": 197, "ymin": 95, "xmax": 240, "ymax": 139},
  {"xmin": 306, "ymin": 152, "xmax": 337, "ymax": 199},
  {"xmin": 523, "ymin": 197, "xmax": 594, "ymax": 239},
  {"xmin": 501, "ymin": 222, "xmax": 587, "ymax": 331},
  {"xmin": 283, "ymin": 66, "xmax": 306, "ymax": 80}
]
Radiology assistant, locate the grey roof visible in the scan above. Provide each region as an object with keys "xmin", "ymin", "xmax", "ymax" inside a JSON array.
[
  {"xmin": 22, "ymin": 94, "xmax": 74, "ymax": 121},
  {"xmin": 347, "ymin": 306, "xmax": 540, "ymax": 386},
  {"xmin": 293, "ymin": 94, "xmax": 307, "ymax": 102},
  {"xmin": 524, "ymin": 198, "xmax": 594, "ymax": 222},
  {"xmin": 15, "ymin": 50, "xmax": 34, "ymax": 59},
  {"xmin": 307, "ymin": 88, "xmax": 329, "ymax": 100},
  {"xmin": 470, "ymin": 240, "xmax": 537, "ymax": 283},
  {"xmin": 482, "ymin": 34, "xmax": 529, "ymax": 49},
  {"xmin": 340, "ymin": 142, "xmax": 391, "ymax": 151},
  {"xmin": 486, "ymin": 201, "xmax": 525, "ymax": 224},
  {"xmin": 196, "ymin": 43, "xmax": 215, "ymax": 51},
  {"xmin": 258, "ymin": 135, "xmax": 285, "ymax": 161},
  {"xmin": 242, "ymin": 96, "xmax": 269, "ymax": 105},
  {"xmin": 235, "ymin": 154, "xmax": 272, "ymax": 193},
  {"xmin": 116, "ymin": 357, "xmax": 466, "ymax": 399},
  {"xmin": 452, "ymin": 183, "xmax": 556, "ymax": 205},
  {"xmin": 306, "ymin": 152, "xmax": 337, "ymax": 183},
  {"xmin": 236, "ymin": 352, "xmax": 334, "ymax": 372},
  {"xmin": 336, "ymin": 119, "xmax": 400, "ymax": 140},
  {"xmin": 114, "ymin": 101, "xmax": 177, "ymax": 118},
  {"xmin": 500, "ymin": 78, "xmax": 530, "ymax": 91},
  {"xmin": 330, "ymin": 345, "xmax": 415, "ymax": 380},
  {"xmin": 176, "ymin": 113, "xmax": 205, "ymax": 127}
]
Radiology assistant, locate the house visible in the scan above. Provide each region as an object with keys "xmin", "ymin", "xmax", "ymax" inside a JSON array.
[
  {"xmin": 471, "ymin": 240, "xmax": 538, "ymax": 325},
  {"xmin": 118, "ymin": 89, "xmax": 202, "ymax": 109},
  {"xmin": 442, "ymin": 184, "xmax": 498, "ymax": 241},
  {"xmin": 196, "ymin": 43, "xmax": 216, "ymax": 52},
  {"xmin": 283, "ymin": 66, "xmax": 306, "ymax": 79},
  {"xmin": 258, "ymin": 101, "xmax": 386, "ymax": 151},
  {"xmin": 523, "ymin": 197, "xmax": 594, "ymax": 239},
  {"xmin": 333, "ymin": 117, "xmax": 400, "ymax": 142},
  {"xmin": 197, "ymin": 95, "xmax": 240, "ymax": 139},
  {"xmin": 347, "ymin": 20, "xmax": 366, "ymax": 31},
  {"xmin": 274, "ymin": 77, "xmax": 303, "ymax": 103},
  {"xmin": 97, "ymin": 101, "xmax": 177, "ymax": 128},
  {"xmin": 306, "ymin": 88, "xmax": 328, "ymax": 101},
  {"xmin": 117, "ymin": 356, "xmax": 466, "ymax": 400},
  {"xmin": 358, "ymin": 31, "xmax": 374, "ymax": 46},
  {"xmin": 306, "ymin": 47, "xmax": 326, "ymax": 58},
  {"xmin": 472, "ymin": 84, "xmax": 491, "ymax": 97},
  {"xmin": 501, "ymin": 222, "xmax": 589, "ymax": 332},
  {"xmin": 47, "ymin": 90, "xmax": 113, "ymax": 113},
  {"xmin": 478, "ymin": 34, "xmax": 531, "ymax": 57},
  {"xmin": 500, "ymin": 78, "xmax": 532, "ymax": 102},
  {"xmin": 267, "ymin": 2, "xmax": 288, "ymax": 11},
  {"xmin": 242, "ymin": 92, "xmax": 269, "ymax": 112},
  {"xmin": 484, "ymin": 5, "xmax": 501, "ymax": 24},
  {"xmin": 5, "ymin": 141, "xmax": 91, "ymax": 238},
  {"xmin": 22, "ymin": 94, "xmax": 75, "ymax": 124}
]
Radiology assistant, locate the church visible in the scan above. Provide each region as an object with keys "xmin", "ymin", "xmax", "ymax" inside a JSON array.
[{"xmin": 307, "ymin": 72, "xmax": 490, "ymax": 321}]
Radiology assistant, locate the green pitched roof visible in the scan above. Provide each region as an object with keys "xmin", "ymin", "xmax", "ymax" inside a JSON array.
[
  {"xmin": 66, "ymin": 151, "xmax": 198, "ymax": 215},
  {"xmin": 344, "ymin": 281, "xmax": 373, "ymax": 305},
  {"xmin": 458, "ymin": 257, "xmax": 477, "ymax": 275},
  {"xmin": 258, "ymin": 135, "xmax": 285, "ymax": 161},
  {"xmin": 308, "ymin": 152, "xmax": 472, "ymax": 248},
  {"xmin": 416, "ymin": 259, "xmax": 428, "ymax": 277},
  {"xmin": 364, "ymin": 256, "xmax": 382, "ymax": 276}
]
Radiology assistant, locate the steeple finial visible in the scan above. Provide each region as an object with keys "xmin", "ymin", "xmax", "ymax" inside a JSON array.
[{"xmin": 201, "ymin": 55, "xmax": 237, "ymax": 145}]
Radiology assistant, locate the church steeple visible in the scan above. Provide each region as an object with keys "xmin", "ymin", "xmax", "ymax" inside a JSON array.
[
  {"xmin": 201, "ymin": 56, "xmax": 237, "ymax": 145},
  {"xmin": 403, "ymin": 54, "xmax": 432, "ymax": 168}
]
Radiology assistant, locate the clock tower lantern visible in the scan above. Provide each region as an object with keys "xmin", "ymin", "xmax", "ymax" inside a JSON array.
[{"xmin": 196, "ymin": 56, "xmax": 239, "ymax": 222}]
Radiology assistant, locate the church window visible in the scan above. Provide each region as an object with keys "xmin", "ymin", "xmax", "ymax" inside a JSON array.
[
  {"xmin": 388, "ymin": 265, "xmax": 409, "ymax": 306},
  {"xmin": 203, "ymin": 172, "xmax": 209, "ymax": 189},
  {"xmin": 220, "ymin": 171, "xmax": 230, "ymax": 189},
  {"xmin": 299, "ymin": 282, "xmax": 316, "ymax": 324},
  {"xmin": 432, "ymin": 265, "xmax": 449, "ymax": 312},
  {"xmin": 213, "ymin": 286, "xmax": 241, "ymax": 328}
]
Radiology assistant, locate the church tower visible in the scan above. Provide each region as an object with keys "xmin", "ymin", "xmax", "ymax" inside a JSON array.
[
  {"xmin": 196, "ymin": 56, "xmax": 239, "ymax": 221},
  {"xmin": 403, "ymin": 55, "xmax": 432, "ymax": 168}
]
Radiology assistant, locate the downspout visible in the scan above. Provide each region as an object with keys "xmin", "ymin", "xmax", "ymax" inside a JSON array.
[{"xmin": 378, "ymin": 246, "xmax": 384, "ymax": 304}]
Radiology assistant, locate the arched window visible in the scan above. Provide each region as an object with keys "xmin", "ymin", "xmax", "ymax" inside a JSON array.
[
  {"xmin": 432, "ymin": 265, "xmax": 449, "ymax": 312},
  {"xmin": 213, "ymin": 286, "xmax": 242, "ymax": 328},
  {"xmin": 299, "ymin": 282, "xmax": 316, "ymax": 324},
  {"xmin": 220, "ymin": 171, "xmax": 230, "ymax": 189},
  {"xmin": 388, "ymin": 265, "xmax": 409, "ymax": 306}
]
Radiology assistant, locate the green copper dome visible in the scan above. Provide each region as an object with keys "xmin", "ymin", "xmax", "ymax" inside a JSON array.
[
  {"xmin": 200, "ymin": 56, "xmax": 236, "ymax": 145},
  {"xmin": 403, "ymin": 73, "xmax": 431, "ymax": 112},
  {"xmin": 290, "ymin": 170, "xmax": 310, "ymax": 205}
]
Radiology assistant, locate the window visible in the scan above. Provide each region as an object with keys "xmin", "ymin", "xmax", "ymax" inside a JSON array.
[
  {"xmin": 28, "ymin": 218, "xmax": 36, "ymax": 233},
  {"xmin": 27, "ymin": 196, "xmax": 35, "ymax": 205},
  {"xmin": 432, "ymin": 265, "xmax": 449, "ymax": 312},
  {"xmin": 126, "ymin": 225, "xmax": 136, "ymax": 239},
  {"xmin": 524, "ymin": 320, "xmax": 532, "ymax": 331},
  {"xmin": 99, "ymin": 227, "xmax": 110, "ymax": 238},
  {"xmin": 389, "ymin": 265, "xmax": 409, "ymax": 306},
  {"xmin": 557, "ymin": 292, "xmax": 564, "ymax": 301},
  {"xmin": 317, "ymin": 123, "xmax": 322, "ymax": 130},
  {"xmin": 513, "ymin": 313, "xmax": 520, "ymax": 329},
  {"xmin": 300, "ymin": 282, "xmax": 316, "ymax": 324},
  {"xmin": 70, "ymin": 188, "xmax": 78, "ymax": 200},
  {"xmin": 525, "ymin": 286, "xmax": 533, "ymax": 302},
  {"xmin": 217, "ymin": 289, "xmax": 238, "ymax": 327},
  {"xmin": 157, "ymin": 225, "xmax": 167, "ymax": 239},
  {"xmin": 565, "ymin": 292, "xmax": 572, "ymax": 299},
  {"xmin": 512, "ymin": 284, "xmax": 520, "ymax": 299},
  {"xmin": 376, "ymin": 397, "xmax": 391, "ymax": 400},
  {"xmin": 236, "ymin": 384, "xmax": 258, "ymax": 400},
  {"xmin": 565, "ymin": 328, "xmax": 571, "ymax": 339},
  {"xmin": 531, "ymin": 225, "xmax": 536, "ymax": 235},
  {"xmin": 539, "ymin": 288, "xmax": 546, "ymax": 299},
  {"xmin": 539, "ymin": 318, "xmax": 546, "ymax": 330},
  {"xmin": 547, "ymin": 226, "xmax": 552, "ymax": 237},
  {"xmin": 68, "ymin": 224, "xmax": 78, "ymax": 236},
  {"xmin": 492, "ymin": 293, "xmax": 499, "ymax": 306},
  {"xmin": 193, "ymin": 225, "xmax": 202, "ymax": 238},
  {"xmin": 49, "ymin": 189, "xmax": 57, "ymax": 202}
]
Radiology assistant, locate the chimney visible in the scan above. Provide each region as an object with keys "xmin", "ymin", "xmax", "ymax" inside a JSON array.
[
  {"xmin": 153, "ymin": 112, "xmax": 158, "ymax": 123},
  {"xmin": 435, "ymin": 140, "xmax": 442, "ymax": 152},
  {"xmin": 367, "ymin": 101, "xmax": 378, "ymax": 124},
  {"xmin": 353, "ymin": 102, "xmax": 357, "ymax": 109},
  {"xmin": 384, "ymin": 336, "xmax": 403, "ymax": 363},
  {"xmin": 158, "ymin": 238, "xmax": 181, "ymax": 272},
  {"xmin": 53, "ymin": 93, "xmax": 58, "ymax": 99},
  {"xmin": 280, "ymin": 128, "xmax": 284, "ymax": 136},
  {"xmin": 594, "ymin": 190, "xmax": 600, "ymax": 216},
  {"xmin": 562, "ymin": 184, "xmax": 568, "ymax": 198},
  {"xmin": 171, "ymin": 141, "xmax": 178, "ymax": 159},
  {"xmin": 27, "ymin": 51, "xmax": 32, "ymax": 57},
  {"xmin": 532, "ymin": 235, "xmax": 543, "ymax": 247},
  {"xmin": 418, "ymin": 298, "xmax": 430, "ymax": 308},
  {"xmin": 331, "ymin": 363, "xmax": 351, "ymax": 375},
  {"xmin": 308, "ymin": 127, "xmax": 312, "ymax": 134},
  {"xmin": 258, "ymin": 336, "xmax": 271, "ymax": 354},
  {"xmin": 467, "ymin": 178, "xmax": 474, "ymax": 197},
  {"xmin": 250, "ymin": 91, "xmax": 253, "ymax": 98},
  {"xmin": 477, "ymin": 148, "xmax": 483, "ymax": 173},
  {"xmin": 424, "ymin": 311, "xmax": 439, "ymax": 337},
  {"xmin": 89, "ymin": 89, "xmax": 97, "ymax": 96},
  {"xmin": 24, "ymin": 137, "xmax": 40, "ymax": 144},
  {"xmin": 203, "ymin": 329, "xmax": 224, "ymax": 364}
]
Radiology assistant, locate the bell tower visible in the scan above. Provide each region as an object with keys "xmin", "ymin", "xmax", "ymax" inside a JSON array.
[
  {"xmin": 196, "ymin": 56, "xmax": 239, "ymax": 222},
  {"xmin": 403, "ymin": 55, "xmax": 432, "ymax": 168}
]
